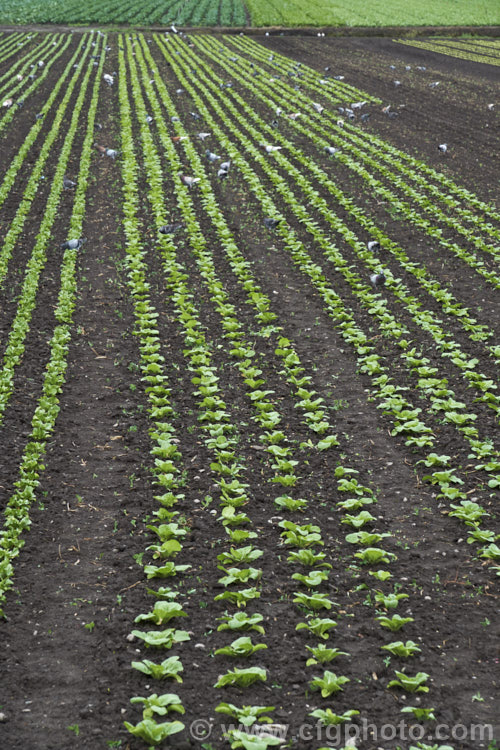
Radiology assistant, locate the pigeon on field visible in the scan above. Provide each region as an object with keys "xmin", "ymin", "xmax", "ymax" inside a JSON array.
[
  {"xmin": 487, "ymin": 103, "xmax": 494, "ymax": 110},
  {"xmin": 336, "ymin": 119, "xmax": 344, "ymax": 127},
  {"xmin": 2, "ymin": 98, "xmax": 13, "ymax": 108},
  {"xmin": 389, "ymin": 65, "xmax": 396, "ymax": 70},
  {"xmin": 333, "ymin": 75, "xmax": 344, "ymax": 80},
  {"xmin": 60, "ymin": 238, "xmax": 86, "ymax": 250},
  {"xmin": 360, "ymin": 112, "xmax": 371, "ymax": 123},
  {"xmin": 197, "ymin": 132, "xmax": 211, "ymax": 140},
  {"xmin": 206, "ymin": 149, "xmax": 220, "ymax": 162},
  {"xmin": 159, "ymin": 222, "xmax": 184, "ymax": 234},
  {"xmin": 38, "ymin": 60, "xmax": 44, "ymax": 67},
  {"xmin": 416, "ymin": 65, "xmax": 426, "ymax": 71},
  {"xmin": 171, "ymin": 135, "xmax": 187, "ymax": 142},
  {"xmin": 261, "ymin": 144, "xmax": 282, "ymax": 153},
  {"xmin": 219, "ymin": 160, "xmax": 231, "ymax": 173},
  {"xmin": 438, "ymin": 143, "xmax": 448, "ymax": 153},
  {"xmin": 312, "ymin": 102, "xmax": 324, "ymax": 113},
  {"xmin": 276, "ymin": 107, "xmax": 282, "ymax": 116},
  {"xmin": 367, "ymin": 240, "xmax": 380, "ymax": 251},
  {"xmin": 145, "ymin": 114, "xmax": 153, "ymax": 123},
  {"xmin": 35, "ymin": 112, "xmax": 44, "ymax": 120},
  {"xmin": 63, "ymin": 175, "xmax": 77, "ymax": 190},
  {"xmin": 264, "ymin": 217, "xmax": 281, "ymax": 230},
  {"xmin": 324, "ymin": 146, "xmax": 338, "ymax": 155},
  {"xmin": 105, "ymin": 148, "xmax": 119, "ymax": 159},
  {"xmin": 190, "ymin": 111, "xmax": 201, "ymax": 120},
  {"xmin": 171, "ymin": 24, "xmax": 178, "ymax": 33},
  {"xmin": 176, "ymin": 88, "xmax": 184, "ymax": 94},
  {"xmin": 405, "ymin": 65, "xmax": 411, "ymax": 70},
  {"xmin": 324, "ymin": 66, "xmax": 330, "ymax": 71},
  {"xmin": 351, "ymin": 100, "xmax": 366, "ymax": 110},
  {"xmin": 370, "ymin": 272, "xmax": 386, "ymax": 288},
  {"xmin": 103, "ymin": 73, "xmax": 114, "ymax": 86},
  {"xmin": 429, "ymin": 81, "xmax": 440, "ymax": 88},
  {"xmin": 179, "ymin": 173, "xmax": 200, "ymax": 188},
  {"xmin": 393, "ymin": 80, "xmax": 401, "ymax": 87}
]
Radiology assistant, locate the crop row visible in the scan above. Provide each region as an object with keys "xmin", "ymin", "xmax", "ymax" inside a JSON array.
[
  {"xmin": 0, "ymin": 34, "xmax": 107, "ymax": 614},
  {"xmin": 395, "ymin": 37, "xmax": 500, "ymax": 66}
]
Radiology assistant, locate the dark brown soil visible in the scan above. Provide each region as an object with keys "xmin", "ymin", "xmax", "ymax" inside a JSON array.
[{"xmin": 0, "ymin": 31, "xmax": 498, "ymax": 750}]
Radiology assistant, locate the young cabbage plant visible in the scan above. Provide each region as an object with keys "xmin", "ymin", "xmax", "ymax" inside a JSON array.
[
  {"xmin": 381, "ymin": 640, "xmax": 421, "ymax": 657},
  {"xmin": 287, "ymin": 549, "xmax": 331, "ymax": 567},
  {"xmin": 305, "ymin": 644, "xmax": 349, "ymax": 665},
  {"xmin": 131, "ymin": 656, "xmax": 184, "ymax": 681},
  {"xmin": 296, "ymin": 617, "xmax": 338, "ymax": 639},
  {"xmin": 214, "ymin": 666, "xmax": 267, "ymax": 688},
  {"xmin": 309, "ymin": 708, "xmax": 359, "ymax": 725},
  {"xmin": 293, "ymin": 591, "xmax": 334, "ymax": 611},
  {"xmin": 130, "ymin": 629, "xmax": 190, "ymax": 649},
  {"xmin": 130, "ymin": 692, "xmax": 185, "ymax": 719},
  {"xmin": 215, "ymin": 702, "xmax": 275, "ymax": 726},
  {"xmin": 214, "ymin": 587, "xmax": 261, "ymax": 608},
  {"xmin": 217, "ymin": 611, "xmax": 265, "ymax": 634},
  {"xmin": 214, "ymin": 637, "xmax": 268, "ymax": 658},
  {"xmin": 123, "ymin": 718, "xmax": 185, "ymax": 744},
  {"xmin": 376, "ymin": 614, "xmax": 414, "ymax": 631},
  {"xmin": 309, "ymin": 671, "xmax": 349, "ymax": 697},
  {"xmin": 400, "ymin": 705, "xmax": 436, "ymax": 721},
  {"xmin": 134, "ymin": 601, "xmax": 187, "ymax": 625},
  {"xmin": 225, "ymin": 728, "xmax": 284, "ymax": 749},
  {"xmin": 387, "ymin": 670, "xmax": 430, "ymax": 693}
]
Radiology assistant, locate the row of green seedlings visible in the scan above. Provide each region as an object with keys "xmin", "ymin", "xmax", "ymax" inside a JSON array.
[
  {"xmin": 0, "ymin": 33, "xmax": 98, "ymax": 427},
  {"xmin": 124, "ymin": 36, "xmax": 345, "ymax": 749},
  {"xmin": 0, "ymin": 33, "xmax": 71, "ymax": 136},
  {"xmin": 229, "ymin": 34, "xmax": 500, "ymax": 226},
  {"xmin": 0, "ymin": 32, "xmax": 86, "ymax": 282},
  {"xmin": 157, "ymin": 36, "xmax": 500, "ymax": 476},
  {"xmin": 395, "ymin": 38, "xmax": 500, "ymax": 66},
  {"xmin": 157, "ymin": 34, "xmax": 500, "ymax": 575},
  {"xmin": 130, "ymin": 37, "xmax": 439, "ymax": 747},
  {"xmin": 135, "ymin": 34, "xmax": 336, "ymax": 442},
  {"xmin": 193, "ymin": 34, "xmax": 500, "ymax": 354},
  {"xmin": 0, "ymin": 32, "xmax": 33, "ymax": 67},
  {"xmin": 115, "ymin": 50, "xmax": 194, "ymax": 745},
  {"xmin": 0, "ymin": 36, "xmax": 106, "ymax": 616},
  {"xmin": 214, "ymin": 36, "xmax": 500, "ymax": 281},
  {"xmin": 0, "ymin": 33, "xmax": 59, "ymax": 101},
  {"xmin": 0, "ymin": 32, "xmax": 48, "ymax": 96}
]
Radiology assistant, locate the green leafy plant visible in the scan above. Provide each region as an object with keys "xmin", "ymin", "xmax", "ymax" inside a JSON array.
[
  {"xmin": 387, "ymin": 670, "xmax": 430, "ymax": 693},
  {"xmin": 130, "ymin": 693, "xmax": 185, "ymax": 719},
  {"xmin": 214, "ymin": 636, "xmax": 267, "ymax": 658},
  {"xmin": 309, "ymin": 708, "xmax": 359, "ymax": 725},
  {"xmin": 215, "ymin": 702, "xmax": 275, "ymax": 726},
  {"xmin": 309, "ymin": 671, "xmax": 349, "ymax": 697},
  {"xmin": 296, "ymin": 617, "xmax": 338, "ymax": 639},
  {"xmin": 131, "ymin": 656, "xmax": 183, "ymax": 681},
  {"xmin": 214, "ymin": 667, "xmax": 267, "ymax": 688},
  {"xmin": 123, "ymin": 718, "xmax": 184, "ymax": 744},
  {"xmin": 381, "ymin": 640, "xmax": 421, "ymax": 657}
]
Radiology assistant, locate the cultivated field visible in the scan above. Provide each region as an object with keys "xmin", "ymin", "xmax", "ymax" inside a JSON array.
[
  {"xmin": 0, "ymin": 29, "xmax": 498, "ymax": 750},
  {"xmin": 0, "ymin": 0, "xmax": 499, "ymax": 27}
]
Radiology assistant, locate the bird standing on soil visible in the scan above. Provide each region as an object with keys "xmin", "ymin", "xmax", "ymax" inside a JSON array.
[
  {"xmin": 312, "ymin": 102, "xmax": 324, "ymax": 114},
  {"xmin": 218, "ymin": 160, "xmax": 231, "ymax": 178},
  {"xmin": 261, "ymin": 144, "xmax": 282, "ymax": 153},
  {"xmin": 103, "ymin": 73, "xmax": 114, "ymax": 86},
  {"xmin": 63, "ymin": 176, "xmax": 77, "ymax": 190},
  {"xmin": 159, "ymin": 222, "xmax": 184, "ymax": 234},
  {"xmin": 438, "ymin": 143, "xmax": 448, "ymax": 154},
  {"xmin": 206, "ymin": 149, "xmax": 220, "ymax": 162},
  {"xmin": 370, "ymin": 272, "xmax": 386, "ymax": 289},
  {"xmin": 197, "ymin": 132, "xmax": 211, "ymax": 140},
  {"xmin": 179, "ymin": 173, "xmax": 200, "ymax": 188},
  {"xmin": 367, "ymin": 241, "xmax": 380, "ymax": 252},
  {"xmin": 324, "ymin": 146, "xmax": 339, "ymax": 155},
  {"xmin": 60, "ymin": 238, "xmax": 86, "ymax": 250},
  {"xmin": 264, "ymin": 217, "xmax": 282, "ymax": 230}
]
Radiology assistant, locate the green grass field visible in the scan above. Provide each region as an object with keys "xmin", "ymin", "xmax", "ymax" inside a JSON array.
[{"xmin": 0, "ymin": 0, "xmax": 498, "ymax": 27}]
